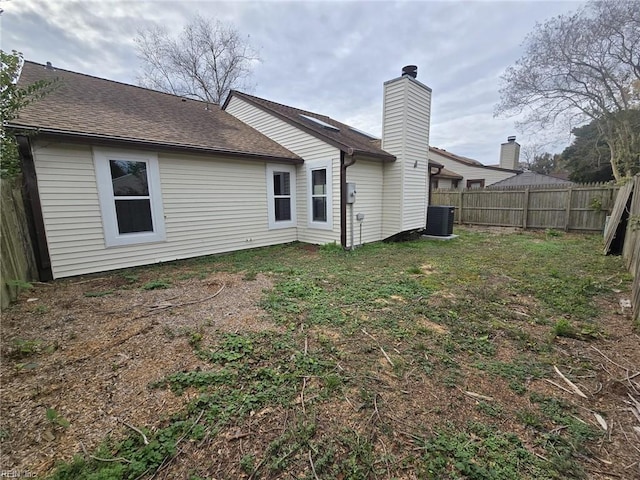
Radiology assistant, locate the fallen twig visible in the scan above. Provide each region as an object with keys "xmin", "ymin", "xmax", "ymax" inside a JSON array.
[
  {"xmin": 591, "ymin": 345, "xmax": 630, "ymax": 372},
  {"xmin": 380, "ymin": 346, "xmax": 394, "ymax": 367},
  {"xmin": 80, "ymin": 441, "xmax": 132, "ymax": 464},
  {"xmin": 627, "ymin": 393, "xmax": 640, "ymax": 415},
  {"xmin": 120, "ymin": 419, "xmax": 149, "ymax": 445},
  {"xmin": 593, "ymin": 412, "xmax": 608, "ymax": 431},
  {"xmin": 344, "ymin": 394, "xmax": 357, "ymax": 411},
  {"xmin": 301, "ymin": 377, "xmax": 307, "ymax": 415},
  {"xmin": 626, "ymin": 407, "xmax": 640, "ymax": 424},
  {"xmin": 553, "ymin": 366, "xmax": 588, "ymax": 398},
  {"xmin": 586, "ymin": 468, "xmax": 621, "ymax": 478},
  {"xmin": 461, "ymin": 390, "xmax": 494, "ymax": 402},
  {"xmin": 373, "ymin": 393, "xmax": 382, "ymax": 422},
  {"xmin": 308, "ymin": 450, "xmax": 320, "ymax": 480},
  {"xmin": 361, "ymin": 329, "xmax": 377, "ymax": 342},
  {"xmin": 362, "ymin": 329, "xmax": 394, "ymax": 366},
  {"xmin": 543, "ymin": 378, "xmax": 574, "ymax": 395},
  {"xmin": 137, "ymin": 283, "xmax": 226, "ymax": 318},
  {"xmin": 248, "ymin": 455, "xmax": 269, "ymax": 480}
]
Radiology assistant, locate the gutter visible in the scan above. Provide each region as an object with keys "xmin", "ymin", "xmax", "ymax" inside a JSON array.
[
  {"xmin": 17, "ymin": 135, "xmax": 53, "ymax": 281},
  {"xmin": 7, "ymin": 126, "xmax": 303, "ymax": 165},
  {"xmin": 340, "ymin": 152, "xmax": 357, "ymax": 249}
]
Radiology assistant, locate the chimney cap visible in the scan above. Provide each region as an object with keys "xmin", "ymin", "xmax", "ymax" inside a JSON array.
[
  {"xmin": 402, "ymin": 65, "xmax": 418, "ymax": 78},
  {"xmin": 507, "ymin": 135, "xmax": 516, "ymax": 142}
]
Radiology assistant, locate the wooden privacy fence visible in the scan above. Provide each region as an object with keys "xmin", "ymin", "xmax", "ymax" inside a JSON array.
[
  {"xmin": 1, "ymin": 177, "xmax": 37, "ymax": 309},
  {"xmin": 623, "ymin": 176, "xmax": 640, "ymax": 326},
  {"xmin": 604, "ymin": 174, "xmax": 640, "ymax": 325},
  {"xmin": 431, "ymin": 183, "xmax": 619, "ymax": 232}
]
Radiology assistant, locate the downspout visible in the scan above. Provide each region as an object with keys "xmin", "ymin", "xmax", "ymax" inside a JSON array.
[
  {"xmin": 17, "ymin": 135, "xmax": 53, "ymax": 281},
  {"xmin": 428, "ymin": 163, "xmax": 443, "ymax": 205},
  {"xmin": 340, "ymin": 150, "xmax": 356, "ymax": 249}
]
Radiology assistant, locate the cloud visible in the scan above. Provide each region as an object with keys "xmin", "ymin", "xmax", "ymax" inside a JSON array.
[{"xmin": 2, "ymin": 0, "xmax": 585, "ymax": 163}]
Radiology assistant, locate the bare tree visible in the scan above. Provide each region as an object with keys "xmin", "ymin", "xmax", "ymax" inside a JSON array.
[
  {"xmin": 135, "ymin": 15, "xmax": 260, "ymax": 104},
  {"xmin": 495, "ymin": 0, "xmax": 640, "ymax": 181}
]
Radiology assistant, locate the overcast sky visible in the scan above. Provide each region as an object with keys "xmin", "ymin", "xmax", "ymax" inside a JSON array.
[{"xmin": 2, "ymin": 0, "xmax": 584, "ymax": 164}]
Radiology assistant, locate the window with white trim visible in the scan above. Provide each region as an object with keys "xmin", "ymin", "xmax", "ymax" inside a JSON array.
[
  {"xmin": 94, "ymin": 148, "xmax": 166, "ymax": 247},
  {"xmin": 266, "ymin": 164, "xmax": 296, "ymax": 229},
  {"xmin": 306, "ymin": 159, "xmax": 333, "ymax": 230}
]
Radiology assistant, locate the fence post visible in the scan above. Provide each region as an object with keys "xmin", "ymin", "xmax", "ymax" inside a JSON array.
[
  {"xmin": 522, "ymin": 188, "xmax": 530, "ymax": 229},
  {"xmin": 458, "ymin": 189, "xmax": 464, "ymax": 224},
  {"xmin": 564, "ymin": 187, "xmax": 573, "ymax": 231}
]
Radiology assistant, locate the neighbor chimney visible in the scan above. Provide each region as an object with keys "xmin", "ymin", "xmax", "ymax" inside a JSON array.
[
  {"xmin": 500, "ymin": 136, "xmax": 520, "ymax": 170},
  {"xmin": 381, "ymin": 65, "xmax": 432, "ymax": 237}
]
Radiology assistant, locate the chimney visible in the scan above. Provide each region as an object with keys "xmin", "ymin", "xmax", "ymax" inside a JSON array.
[
  {"xmin": 381, "ymin": 65, "xmax": 432, "ymax": 236},
  {"xmin": 500, "ymin": 136, "xmax": 520, "ymax": 170}
]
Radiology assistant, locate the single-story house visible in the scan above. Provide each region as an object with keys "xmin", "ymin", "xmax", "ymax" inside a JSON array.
[
  {"xmin": 10, "ymin": 62, "xmax": 434, "ymax": 280},
  {"xmin": 429, "ymin": 137, "xmax": 522, "ymax": 190}
]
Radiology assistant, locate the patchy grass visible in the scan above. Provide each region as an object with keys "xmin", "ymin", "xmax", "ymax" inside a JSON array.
[{"xmin": 24, "ymin": 228, "xmax": 636, "ymax": 479}]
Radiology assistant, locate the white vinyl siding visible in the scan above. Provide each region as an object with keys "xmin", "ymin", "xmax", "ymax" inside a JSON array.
[
  {"xmin": 381, "ymin": 80, "xmax": 406, "ymax": 237},
  {"xmin": 345, "ymin": 158, "xmax": 384, "ymax": 247},
  {"xmin": 432, "ymin": 178, "xmax": 454, "ymax": 190},
  {"xmin": 428, "ymin": 149, "xmax": 516, "ymax": 188},
  {"xmin": 225, "ymin": 96, "xmax": 340, "ymax": 245},
  {"xmin": 381, "ymin": 76, "xmax": 431, "ymax": 236},
  {"xmin": 32, "ymin": 142, "xmax": 297, "ymax": 278}
]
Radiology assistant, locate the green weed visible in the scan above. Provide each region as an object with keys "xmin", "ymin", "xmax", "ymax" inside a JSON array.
[
  {"xmin": 6, "ymin": 279, "xmax": 32, "ymax": 290},
  {"xmin": 142, "ymin": 280, "xmax": 171, "ymax": 290},
  {"xmin": 10, "ymin": 339, "xmax": 42, "ymax": 358},
  {"xmin": 46, "ymin": 408, "xmax": 70, "ymax": 429},
  {"xmin": 415, "ymin": 422, "xmax": 557, "ymax": 479}
]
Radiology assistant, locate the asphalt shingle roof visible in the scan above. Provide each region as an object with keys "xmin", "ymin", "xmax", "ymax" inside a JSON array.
[
  {"xmin": 429, "ymin": 146, "xmax": 520, "ymax": 173},
  {"xmin": 224, "ymin": 91, "xmax": 396, "ymax": 162},
  {"xmin": 11, "ymin": 61, "xmax": 300, "ymax": 162}
]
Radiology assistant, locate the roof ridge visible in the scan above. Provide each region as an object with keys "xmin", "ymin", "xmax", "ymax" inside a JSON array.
[
  {"xmin": 233, "ymin": 91, "xmax": 336, "ymax": 123},
  {"xmin": 23, "ymin": 60, "xmax": 217, "ymax": 106}
]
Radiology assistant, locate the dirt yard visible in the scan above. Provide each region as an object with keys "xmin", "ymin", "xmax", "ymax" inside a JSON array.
[
  {"xmin": 1, "ymin": 231, "xmax": 639, "ymax": 479},
  {"xmin": 1, "ymin": 271, "xmax": 279, "ymax": 476}
]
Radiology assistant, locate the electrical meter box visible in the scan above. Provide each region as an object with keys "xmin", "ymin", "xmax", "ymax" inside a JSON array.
[{"xmin": 346, "ymin": 183, "xmax": 356, "ymax": 204}]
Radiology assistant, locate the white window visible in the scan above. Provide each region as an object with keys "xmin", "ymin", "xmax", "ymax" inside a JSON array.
[
  {"xmin": 94, "ymin": 148, "xmax": 166, "ymax": 247},
  {"xmin": 266, "ymin": 164, "xmax": 296, "ymax": 229},
  {"xmin": 306, "ymin": 159, "xmax": 333, "ymax": 230}
]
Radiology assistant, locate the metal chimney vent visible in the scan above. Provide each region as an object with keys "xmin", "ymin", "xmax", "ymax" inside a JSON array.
[
  {"xmin": 402, "ymin": 65, "xmax": 417, "ymax": 78},
  {"xmin": 507, "ymin": 135, "xmax": 516, "ymax": 142}
]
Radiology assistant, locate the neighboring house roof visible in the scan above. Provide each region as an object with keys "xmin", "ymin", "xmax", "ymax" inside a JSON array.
[
  {"xmin": 434, "ymin": 167, "xmax": 463, "ymax": 180},
  {"xmin": 429, "ymin": 146, "xmax": 520, "ymax": 173},
  {"xmin": 223, "ymin": 91, "xmax": 396, "ymax": 162},
  {"xmin": 10, "ymin": 61, "xmax": 301, "ymax": 163},
  {"xmin": 489, "ymin": 171, "xmax": 575, "ymax": 188},
  {"xmin": 547, "ymin": 171, "xmax": 572, "ymax": 181}
]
